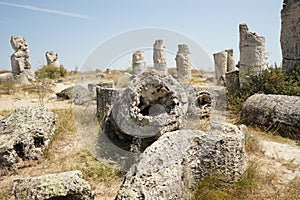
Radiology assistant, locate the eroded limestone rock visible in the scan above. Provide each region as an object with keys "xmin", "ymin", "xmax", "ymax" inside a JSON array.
[
  {"xmin": 0, "ymin": 106, "xmax": 57, "ymax": 171},
  {"xmin": 280, "ymin": 0, "xmax": 300, "ymax": 74},
  {"xmin": 132, "ymin": 51, "xmax": 147, "ymax": 75},
  {"xmin": 10, "ymin": 36, "xmax": 35, "ymax": 81},
  {"xmin": 225, "ymin": 49, "xmax": 236, "ymax": 72},
  {"xmin": 213, "ymin": 51, "xmax": 227, "ymax": 85},
  {"xmin": 153, "ymin": 39, "xmax": 168, "ymax": 73},
  {"xmin": 116, "ymin": 123, "xmax": 247, "ymax": 200},
  {"xmin": 56, "ymin": 85, "xmax": 93, "ymax": 105},
  {"xmin": 13, "ymin": 170, "xmax": 94, "ymax": 200},
  {"xmin": 96, "ymin": 86, "xmax": 121, "ymax": 119},
  {"xmin": 239, "ymin": 24, "xmax": 267, "ymax": 86},
  {"xmin": 109, "ymin": 70, "xmax": 188, "ymax": 138},
  {"xmin": 45, "ymin": 51, "xmax": 60, "ymax": 67},
  {"xmin": 241, "ymin": 94, "xmax": 300, "ymax": 139},
  {"xmin": 176, "ymin": 44, "xmax": 191, "ymax": 80}
]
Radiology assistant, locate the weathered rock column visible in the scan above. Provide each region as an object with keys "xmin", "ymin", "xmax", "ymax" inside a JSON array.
[
  {"xmin": 153, "ymin": 39, "xmax": 168, "ymax": 73},
  {"xmin": 280, "ymin": 0, "xmax": 300, "ymax": 74},
  {"xmin": 176, "ymin": 44, "xmax": 191, "ymax": 80},
  {"xmin": 226, "ymin": 49, "xmax": 236, "ymax": 72},
  {"xmin": 132, "ymin": 51, "xmax": 147, "ymax": 75},
  {"xmin": 10, "ymin": 36, "xmax": 35, "ymax": 81},
  {"xmin": 45, "ymin": 51, "xmax": 60, "ymax": 67},
  {"xmin": 213, "ymin": 51, "xmax": 227, "ymax": 85},
  {"xmin": 239, "ymin": 24, "xmax": 267, "ymax": 86},
  {"xmin": 96, "ymin": 85, "xmax": 120, "ymax": 119}
]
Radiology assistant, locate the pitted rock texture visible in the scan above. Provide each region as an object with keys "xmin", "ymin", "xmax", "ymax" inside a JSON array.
[
  {"xmin": 0, "ymin": 106, "xmax": 57, "ymax": 171},
  {"xmin": 13, "ymin": 170, "xmax": 94, "ymax": 200},
  {"xmin": 176, "ymin": 44, "xmax": 191, "ymax": 80},
  {"xmin": 10, "ymin": 36, "xmax": 35, "ymax": 81},
  {"xmin": 110, "ymin": 70, "xmax": 188, "ymax": 138},
  {"xmin": 280, "ymin": 0, "xmax": 300, "ymax": 74},
  {"xmin": 45, "ymin": 51, "xmax": 60, "ymax": 67},
  {"xmin": 153, "ymin": 39, "xmax": 168, "ymax": 73},
  {"xmin": 239, "ymin": 24, "xmax": 267, "ymax": 86},
  {"xmin": 115, "ymin": 123, "xmax": 246, "ymax": 200},
  {"xmin": 132, "ymin": 51, "xmax": 147, "ymax": 75},
  {"xmin": 241, "ymin": 94, "xmax": 300, "ymax": 139}
]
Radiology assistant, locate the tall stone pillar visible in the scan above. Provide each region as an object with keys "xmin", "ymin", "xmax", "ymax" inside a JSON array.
[
  {"xmin": 10, "ymin": 36, "xmax": 35, "ymax": 81},
  {"xmin": 176, "ymin": 44, "xmax": 191, "ymax": 80},
  {"xmin": 225, "ymin": 49, "xmax": 235, "ymax": 72},
  {"xmin": 153, "ymin": 39, "xmax": 168, "ymax": 73},
  {"xmin": 280, "ymin": 0, "xmax": 300, "ymax": 74},
  {"xmin": 213, "ymin": 51, "xmax": 227, "ymax": 85},
  {"xmin": 239, "ymin": 24, "xmax": 267, "ymax": 87},
  {"xmin": 132, "ymin": 51, "xmax": 147, "ymax": 75}
]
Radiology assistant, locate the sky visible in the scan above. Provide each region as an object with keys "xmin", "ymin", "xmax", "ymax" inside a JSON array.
[{"xmin": 0, "ymin": 0, "xmax": 283, "ymax": 71}]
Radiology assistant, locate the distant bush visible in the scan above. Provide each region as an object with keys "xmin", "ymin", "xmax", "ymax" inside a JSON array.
[
  {"xmin": 36, "ymin": 65, "xmax": 67, "ymax": 79},
  {"xmin": 227, "ymin": 66, "xmax": 300, "ymax": 113}
]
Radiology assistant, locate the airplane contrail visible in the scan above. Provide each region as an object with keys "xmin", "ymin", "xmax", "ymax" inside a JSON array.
[{"xmin": 0, "ymin": 1, "xmax": 92, "ymax": 20}]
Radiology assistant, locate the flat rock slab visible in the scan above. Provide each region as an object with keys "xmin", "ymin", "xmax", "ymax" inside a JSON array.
[
  {"xmin": 116, "ymin": 123, "xmax": 246, "ymax": 200},
  {"xmin": 13, "ymin": 170, "xmax": 94, "ymax": 200},
  {"xmin": 0, "ymin": 106, "xmax": 57, "ymax": 171}
]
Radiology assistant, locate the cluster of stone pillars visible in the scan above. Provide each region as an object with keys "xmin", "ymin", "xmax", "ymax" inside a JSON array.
[
  {"xmin": 131, "ymin": 39, "xmax": 192, "ymax": 80},
  {"xmin": 214, "ymin": 23, "xmax": 267, "ymax": 91}
]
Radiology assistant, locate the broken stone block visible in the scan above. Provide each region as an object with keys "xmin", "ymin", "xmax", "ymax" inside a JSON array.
[
  {"xmin": 96, "ymin": 86, "xmax": 121, "ymax": 119},
  {"xmin": 132, "ymin": 51, "xmax": 147, "ymax": 75},
  {"xmin": 10, "ymin": 36, "xmax": 35, "ymax": 81},
  {"xmin": 0, "ymin": 106, "xmax": 57, "ymax": 171},
  {"xmin": 45, "ymin": 51, "xmax": 60, "ymax": 67},
  {"xmin": 239, "ymin": 24, "xmax": 267, "ymax": 87},
  {"xmin": 241, "ymin": 94, "xmax": 300, "ymax": 139},
  {"xmin": 56, "ymin": 85, "xmax": 93, "ymax": 105},
  {"xmin": 225, "ymin": 70, "xmax": 240, "ymax": 94},
  {"xmin": 13, "ymin": 170, "xmax": 94, "ymax": 200},
  {"xmin": 176, "ymin": 44, "xmax": 191, "ymax": 80},
  {"xmin": 280, "ymin": 0, "xmax": 300, "ymax": 74},
  {"xmin": 115, "ymin": 123, "xmax": 246, "ymax": 200},
  {"xmin": 153, "ymin": 39, "xmax": 168, "ymax": 73},
  {"xmin": 213, "ymin": 51, "xmax": 227, "ymax": 85},
  {"xmin": 109, "ymin": 70, "xmax": 188, "ymax": 139}
]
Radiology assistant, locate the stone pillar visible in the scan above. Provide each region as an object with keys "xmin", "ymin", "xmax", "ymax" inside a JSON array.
[
  {"xmin": 153, "ymin": 39, "xmax": 168, "ymax": 73},
  {"xmin": 96, "ymin": 86, "xmax": 120, "ymax": 119},
  {"xmin": 225, "ymin": 49, "xmax": 235, "ymax": 72},
  {"xmin": 132, "ymin": 51, "xmax": 147, "ymax": 75},
  {"xmin": 280, "ymin": 0, "xmax": 300, "ymax": 74},
  {"xmin": 45, "ymin": 51, "xmax": 60, "ymax": 67},
  {"xmin": 225, "ymin": 70, "xmax": 240, "ymax": 94},
  {"xmin": 239, "ymin": 24, "xmax": 267, "ymax": 87},
  {"xmin": 213, "ymin": 51, "xmax": 227, "ymax": 85},
  {"xmin": 176, "ymin": 44, "xmax": 191, "ymax": 80},
  {"xmin": 10, "ymin": 36, "xmax": 35, "ymax": 81}
]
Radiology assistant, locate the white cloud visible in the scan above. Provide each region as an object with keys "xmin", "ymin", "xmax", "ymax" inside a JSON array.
[{"xmin": 0, "ymin": 1, "xmax": 92, "ymax": 20}]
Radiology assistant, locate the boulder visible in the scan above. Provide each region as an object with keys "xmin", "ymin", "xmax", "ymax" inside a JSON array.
[
  {"xmin": 115, "ymin": 123, "xmax": 246, "ymax": 200},
  {"xmin": 241, "ymin": 94, "xmax": 300, "ymax": 139},
  {"xmin": 13, "ymin": 170, "xmax": 94, "ymax": 200},
  {"xmin": 0, "ymin": 106, "xmax": 57, "ymax": 171},
  {"xmin": 56, "ymin": 85, "xmax": 92, "ymax": 105}
]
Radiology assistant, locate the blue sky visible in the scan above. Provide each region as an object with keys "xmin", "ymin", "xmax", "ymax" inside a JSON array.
[{"xmin": 0, "ymin": 0, "xmax": 283, "ymax": 71}]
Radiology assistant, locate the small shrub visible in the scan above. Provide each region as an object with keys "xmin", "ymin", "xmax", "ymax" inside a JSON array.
[{"xmin": 36, "ymin": 65, "xmax": 68, "ymax": 79}]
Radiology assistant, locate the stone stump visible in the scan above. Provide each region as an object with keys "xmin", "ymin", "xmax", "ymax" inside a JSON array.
[
  {"xmin": 45, "ymin": 51, "xmax": 60, "ymax": 67},
  {"xmin": 225, "ymin": 70, "xmax": 240, "ymax": 94},
  {"xmin": 132, "ymin": 51, "xmax": 147, "ymax": 75}
]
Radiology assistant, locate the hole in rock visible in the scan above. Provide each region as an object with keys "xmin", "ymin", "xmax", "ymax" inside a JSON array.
[
  {"xmin": 137, "ymin": 84, "xmax": 175, "ymax": 117},
  {"xmin": 34, "ymin": 137, "xmax": 44, "ymax": 147},
  {"xmin": 13, "ymin": 143, "xmax": 25, "ymax": 159},
  {"xmin": 47, "ymin": 195, "xmax": 82, "ymax": 200},
  {"xmin": 196, "ymin": 92, "xmax": 212, "ymax": 107}
]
